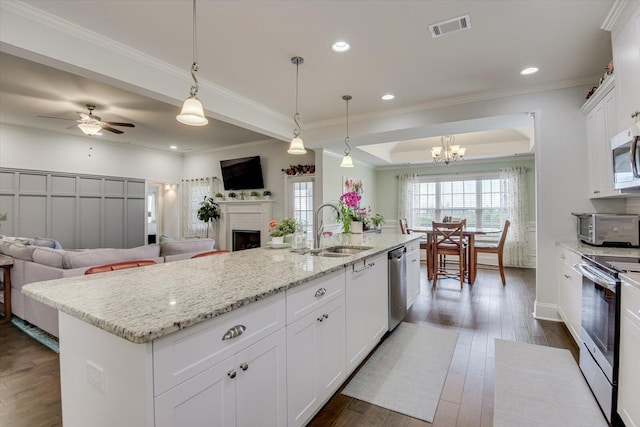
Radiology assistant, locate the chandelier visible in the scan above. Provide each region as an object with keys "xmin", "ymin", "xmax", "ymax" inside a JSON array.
[{"xmin": 431, "ymin": 135, "xmax": 466, "ymax": 165}]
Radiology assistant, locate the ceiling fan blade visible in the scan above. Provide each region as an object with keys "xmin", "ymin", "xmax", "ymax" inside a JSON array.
[
  {"xmin": 102, "ymin": 121, "xmax": 135, "ymax": 127},
  {"xmin": 37, "ymin": 115, "xmax": 76, "ymax": 121},
  {"xmin": 101, "ymin": 125, "xmax": 124, "ymax": 134}
]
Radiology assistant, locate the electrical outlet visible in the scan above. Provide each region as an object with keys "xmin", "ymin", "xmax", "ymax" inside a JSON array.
[{"xmin": 86, "ymin": 360, "xmax": 105, "ymax": 392}]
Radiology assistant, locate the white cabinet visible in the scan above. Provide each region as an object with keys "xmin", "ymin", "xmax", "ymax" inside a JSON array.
[
  {"xmin": 556, "ymin": 246, "xmax": 582, "ymax": 346},
  {"xmin": 618, "ymin": 279, "xmax": 640, "ymax": 427},
  {"xmin": 611, "ymin": 2, "xmax": 640, "ymax": 133},
  {"xmin": 406, "ymin": 240, "xmax": 421, "ymax": 309},
  {"xmin": 286, "ymin": 270, "xmax": 346, "ymax": 427},
  {"xmin": 286, "ymin": 295, "xmax": 345, "ymax": 426},
  {"xmin": 346, "ymin": 252, "xmax": 389, "ymax": 375},
  {"xmin": 154, "ymin": 294, "xmax": 287, "ymax": 427},
  {"xmin": 155, "ymin": 328, "xmax": 287, "ymax": 427},
  {"xmin": 581, "ymin": 77, "xmax": 619, "ymax": 198}
]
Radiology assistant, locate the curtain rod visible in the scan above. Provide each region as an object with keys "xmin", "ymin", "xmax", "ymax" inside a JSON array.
[{"xmin": 396, "ymin": 167, "xmax": 529, "ymax": 178}]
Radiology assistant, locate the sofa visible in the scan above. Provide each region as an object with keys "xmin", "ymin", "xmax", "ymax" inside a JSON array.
[{"xmin": 0, "ymin": 237, "xmax": 216, "ymax": 337}]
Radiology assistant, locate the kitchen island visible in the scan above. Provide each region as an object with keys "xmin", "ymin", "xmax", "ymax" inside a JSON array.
[{"xmin": 23, "ymin": 232, "xmax": 419, "ymax": 427}]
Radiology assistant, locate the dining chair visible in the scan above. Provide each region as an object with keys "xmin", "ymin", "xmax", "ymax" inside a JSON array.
[
  {"xmin": 471, "ymin": 220, "xmax": 510, "ymax": 285},
  {"xmin": 431, "ymin": 221, "xmax": 466, "ymax": 288},
  {"xmin": 399, "ymin": 219, "xmax": 431, "ymax": 275},
  {"xmin": 191, "ymin": 250, "xmax": 230, "ymax": 259},
  {"xmin": 84, "ymin": 260, "xmax": 157, "ymax": 275}
]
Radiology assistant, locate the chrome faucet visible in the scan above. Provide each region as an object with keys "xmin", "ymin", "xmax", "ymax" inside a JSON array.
[{"xmin": 314, "ymin": 203, "xmax": 342, "ymax": 249}]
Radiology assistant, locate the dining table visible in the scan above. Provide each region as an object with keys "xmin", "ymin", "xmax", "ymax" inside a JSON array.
[{"xmin": 411, "ymin": 226, "xmax": 501, "ymax": 284}]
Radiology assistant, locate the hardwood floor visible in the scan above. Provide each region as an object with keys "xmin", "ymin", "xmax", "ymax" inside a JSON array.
[
  {"xmin": 0, "ymin": 265, "xmax": 576, "ymax": 427},
  {"xmin": 309, "ymin": 266, "xmax": 578, "ymax": 427}
]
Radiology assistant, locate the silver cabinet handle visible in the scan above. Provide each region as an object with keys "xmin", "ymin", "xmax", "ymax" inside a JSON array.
[
  {"xmin": 222, "ymin": 325, "xmax": 246, "ymax": 341},
  {"xmin": 317, "ymin": 316, "xmax": 324, "ymax": 322},
  {"xmin": 323, "ymin": 313, "xmax": 329, "ymax": 319},
  {"xmin": 353, "ymin": 262, "xmax": 375, "ymax": 273},
  {"xmin": 228, "ymin": 370, "xmax": 236, "ymax": 378},
  {"xmin": 240, "ymin": 362, "xmax": 248, "ymax": 371},
  {"xmin": 560, "ymin": 254, "xmax": 565, "ymax": 260},
  {"xmin": 631, "ymin": 111, "xmax": 639, "ymax": 119},
  {"xmin": 412, "ymin": 258, "xmax": 417, "ymax": 262},
  {"xmin": 315, "ymin": 288, "xmax": 327, "ymax": 297},
  {"xmin": 563, "ymin": 274, "xmax": 570, "ymax": 279}
]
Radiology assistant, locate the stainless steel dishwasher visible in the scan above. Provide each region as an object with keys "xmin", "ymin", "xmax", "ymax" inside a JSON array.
[{"xmin": 388, "ymin": 246, "xmax": 407, "ymax": 331}]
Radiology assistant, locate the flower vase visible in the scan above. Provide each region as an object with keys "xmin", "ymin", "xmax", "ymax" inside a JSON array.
[
  {"xmin": 342, "ymin": 221, "xmax": 352, "ymax": 234},
  {"xmin": 271, "ymin": 236, "xmax": 284, "ymax": 245},
  {"xmin": 351, "ymin": 221, "xmax": 363, "ymax": 234},
  {"xmin": 283, "ymin": 234, "xmax": 293, "ymax": 244}
]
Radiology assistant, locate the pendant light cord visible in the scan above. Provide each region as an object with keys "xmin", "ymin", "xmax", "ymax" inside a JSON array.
[
  {"xmin": 189, "ymin": 0, "xmax": 200, "ymax": 97},
  {"xmin": 343, "ymin": 95, "xmax": 352, "ymax": 155},
  {"xmin": 293, "ymin": 60, "xmax": 301, "ymax": 138}
]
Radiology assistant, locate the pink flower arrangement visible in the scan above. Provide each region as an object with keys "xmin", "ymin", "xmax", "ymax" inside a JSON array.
[{"xmin": 339, "ymin": 191, "xmax": 361, "ymax": 208}]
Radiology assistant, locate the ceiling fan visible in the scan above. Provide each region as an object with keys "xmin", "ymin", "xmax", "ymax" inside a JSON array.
[{"xmin": 38, "ymin": 104, "xmax": 135, "ymax": 136}]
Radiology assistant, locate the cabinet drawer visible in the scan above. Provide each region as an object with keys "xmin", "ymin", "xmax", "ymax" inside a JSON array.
[
  {"xmin": 286, "ymin": 269, "xmax": 345, "ymax": 325},
  {"xmin": 622, "ymin": 280, "xmax": 640, "ymax": 329},
  {"xmin": 406, "ymin": 240, "xmax": 420, "ymax": 254},
  {"xmin": 557, "ymin": 246, "xmax": 581, "ymax": 267},
  {"xmin": 153, "ymin": 292, "xmax": 285, "ymax": 396}
]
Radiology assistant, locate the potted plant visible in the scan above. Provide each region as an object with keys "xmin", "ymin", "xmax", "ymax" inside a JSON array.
[
  {"xmin": 227, "ymin": 191, "xmax": 237, "ymax": 200},
  {"xmin": 263, "ymin": 190, "xmax": 272, "ymax": 200},
  {"xmin": 214, "ymin": 192, "xmax": 224, "ymax": 202},
  {"xmin": 337, "ymin": 191, "xmax": 362, "ymax": 233},
  {"xmin": 269, "ymin": 218, "xmax": 298, "ymax": 244},
  {"xmin": 250, "ymin": 191, "xmax": 260, "ymax": 200},
  {"xmin": 371, "ymin": 213, "xmax": 385, "ymax": 230},
  {"xmin": 196, "ymin": 196, "xmax": 220, "ymax": 238}
]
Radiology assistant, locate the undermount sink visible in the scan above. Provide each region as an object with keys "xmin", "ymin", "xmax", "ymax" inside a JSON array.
[{"xmin": 311, "ymin": 245, "xmax": 373, "ymax": 257}]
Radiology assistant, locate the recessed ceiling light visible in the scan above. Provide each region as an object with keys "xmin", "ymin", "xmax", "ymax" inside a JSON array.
[
  {"xmin": 381, "ymin": 94, "xmax": 395, "ymax": 101},
  {"xmin": 331, "ymin": 41, "xmax": 351, "ymax": 53},
  {"xmin": 169, "ymin": 145, "xmax": 178, "ymax": 150},
  {"xmin": 520, "ymin": 67, "xmax": 539, "ymax": 75}
]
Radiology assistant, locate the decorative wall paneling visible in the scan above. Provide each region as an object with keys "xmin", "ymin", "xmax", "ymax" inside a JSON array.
[{"xmin": 0, "ymin": 168, "xmax": 145, "ymax": 249}]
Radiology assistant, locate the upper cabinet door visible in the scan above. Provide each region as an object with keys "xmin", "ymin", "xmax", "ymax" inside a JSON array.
[{"xmin": 612, "ymin": 3, "xmax": 640, "ymax": 132}]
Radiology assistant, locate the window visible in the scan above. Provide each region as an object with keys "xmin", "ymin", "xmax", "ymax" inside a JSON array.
[
  {"xmin": 287, "ymin": 177, "xmax": 314, "ymax": 235},
  {"xmin": 411, "ymin": 175, "xmax": 505, "ymax": 228}
]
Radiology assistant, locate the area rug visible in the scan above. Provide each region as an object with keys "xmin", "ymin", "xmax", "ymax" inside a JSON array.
[
  {"xmin": 341, "ymin": 322, "xmax": 458, "ymax": 422},
  {"xmin": 11, "ymin": 316, "xmax": 59, "ymax": 353},
  {"xmin": 494, "ymin": 339, "xmax": 607, "ymax": 427}
]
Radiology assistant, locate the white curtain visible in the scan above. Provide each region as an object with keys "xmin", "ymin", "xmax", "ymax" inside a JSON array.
[
  {"xmin": 181, "ymin": 177, "xmax": 218, "ymax": 238},
  {"xmin": 397, "ymin": 174, "xmax": 418, "ymax": 228},
  {"xmin": 500, "ymin": 167, "xmax": 529, "ymax": 267}
]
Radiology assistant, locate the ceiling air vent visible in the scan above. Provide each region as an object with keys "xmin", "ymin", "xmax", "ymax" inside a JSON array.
[{"xmin": 429, "ymin": 14, "xmax": 471, "ymax": 38}]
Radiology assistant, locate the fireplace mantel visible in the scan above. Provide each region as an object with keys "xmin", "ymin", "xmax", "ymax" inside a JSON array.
[{"xmin": 217, "ymin": 200, "xmax": 274, "ymax": 250}]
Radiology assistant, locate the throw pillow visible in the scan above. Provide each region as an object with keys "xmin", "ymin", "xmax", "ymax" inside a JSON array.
[{"xmin": 34, "ymin": 237, "xmax": 63, "ymax": 249}]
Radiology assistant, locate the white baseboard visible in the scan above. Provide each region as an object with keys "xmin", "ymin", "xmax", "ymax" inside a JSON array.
[{"xmin": 533, "ymin": 300, "xmax": 561, "ymax": 321}]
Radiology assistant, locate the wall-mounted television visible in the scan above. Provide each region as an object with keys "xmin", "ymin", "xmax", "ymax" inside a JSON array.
[{"xmin": 220, "ymin": 156, "xmax": 265, "ymax": 190}]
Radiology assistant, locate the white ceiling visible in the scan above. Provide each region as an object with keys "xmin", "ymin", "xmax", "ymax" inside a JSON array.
[{"xmin": 0, "ymin": 0, "xmax": 614, "ymax": 164}]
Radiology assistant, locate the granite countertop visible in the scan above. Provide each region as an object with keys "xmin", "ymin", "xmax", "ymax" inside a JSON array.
[
  {"xmin": 22, "ymin": 233, "xmax": 419, "ymax": 344},
  {"xmin": 557, "ymin": 241, "xmax": 640, "ymax": 258}
]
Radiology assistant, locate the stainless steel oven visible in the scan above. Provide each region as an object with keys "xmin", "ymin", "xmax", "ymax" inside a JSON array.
[{"xmin": 578, "ymin": 255, "xmax": 640, "ymax": 425}]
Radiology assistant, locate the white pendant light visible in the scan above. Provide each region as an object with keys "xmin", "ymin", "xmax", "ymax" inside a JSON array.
[
  {"xmin": 288, "ymin": 56, "xmax": 307, "ymax": 154},
  {"xmin": 340, "ymin": 95, "xmax": 354, "ymax": 168},
  {"xmin": 176, "ymin": 0, "xmax": 208, "ymax": 126}
]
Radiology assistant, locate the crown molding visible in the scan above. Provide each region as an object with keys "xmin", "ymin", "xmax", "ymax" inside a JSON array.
[
  {"xmin": 373, "ymin": 153, "xmax": 535, "ymax": 171},
  {"xmin": 601, "ymin": 0, "xmax": 630, "ymax": 31}
]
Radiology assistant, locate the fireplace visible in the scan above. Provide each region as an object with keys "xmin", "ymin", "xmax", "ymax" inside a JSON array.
[{"xmin": 232, "ymin": 230, "xmax": 261, "ymax": 251}]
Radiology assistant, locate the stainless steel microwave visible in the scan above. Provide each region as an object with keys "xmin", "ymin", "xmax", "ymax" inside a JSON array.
[
  {"xmin": 612, "ymin": 122, "xmax": 640, "ymax": 189},
  {"xmin": 572, "ymin": 213, "xmax": 639, "ymax": 247}
]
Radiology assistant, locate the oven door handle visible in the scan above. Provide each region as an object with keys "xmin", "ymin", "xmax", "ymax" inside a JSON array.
[{"xmin": 577, "ymin": 263, "xmax": 617, "ymax": 292}]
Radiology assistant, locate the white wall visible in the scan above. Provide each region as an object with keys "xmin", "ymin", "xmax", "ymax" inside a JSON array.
[
  {"xmin": 0, "ymin": 125, "xmax": 184, "ymax": 182},
  {"xmin": 182, "ymin": 139, "xmax": 315, "ymax": 221}
]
